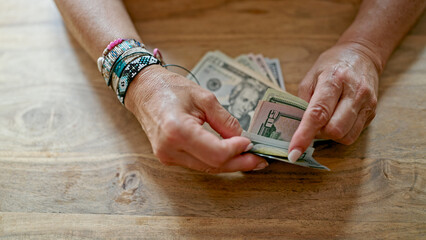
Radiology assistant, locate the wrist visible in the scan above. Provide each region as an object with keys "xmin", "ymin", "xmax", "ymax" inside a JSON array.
[
  {"xmin": 335, "ymin": 39, "xmax": 385, "ymax": 74},
  {"xmin": 124, "ymin": 64, "xmax": 165, "ymax": 116}
]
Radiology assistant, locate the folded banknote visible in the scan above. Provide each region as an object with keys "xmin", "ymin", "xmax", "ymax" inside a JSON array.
[{"xmin": 189, "ymin": 51, "xmax": 329, "ymax": 170}]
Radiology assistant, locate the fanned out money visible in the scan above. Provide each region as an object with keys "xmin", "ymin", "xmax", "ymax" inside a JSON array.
[
  {"xmin": 188, "ymin": 51, "xmax": 329, "ymax": 170},
  {"xmin": 235, "ymin": 54, "xmax": 285, "ymax": 91}
]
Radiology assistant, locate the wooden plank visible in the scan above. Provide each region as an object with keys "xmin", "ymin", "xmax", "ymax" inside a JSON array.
[
  {"xmin": 0, "ymin": 153, "xmax": 424, "ymax": 223},
  {"xmin": 0, "ymin": 212, "xmax": 424, "ymax": 239}
]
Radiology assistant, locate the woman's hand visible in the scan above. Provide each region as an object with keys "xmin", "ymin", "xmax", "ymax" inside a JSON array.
[
  {"xmin": 125, "ymin": 65, "xmax": 268, "ymax": 173},
  {"xmin": 288, "ymin": 42, "xmax": 380, "ymax": 162}
]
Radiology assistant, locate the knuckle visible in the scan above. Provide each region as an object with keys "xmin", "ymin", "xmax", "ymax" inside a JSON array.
[
  {"xmin": 298, "ymin": 81, "xmax": 308, "ymax": 91},
  {"xmin": 365, "ymin": 107, "xmax": 376, "ymax": 119},
  {"xmin": 298, "ymin": 81, "xmax": 314, "ymax": 101},
  {"xmin": 161, "ymin": 118, "xmax": 184, "ymax": 144},
  {"xmin": 324, "ymin": 124, "xmax": 346, "ymax": 140},
  {"xmin": 369, "ymin": 109, "xmax": 377, "ymax": 120},
  {"xmin": 364, "ymin": 114, "xmax": 375, "ymax": 129},
  {"xmin": 201, "ymin": 91, "xmax": 218, "ymax": 106},
  {"xmin": 332, "ymin": 69, "xmax": 349, "ymax": 84},
  {"xmin": 356, "ymin": 84, "xmax": 372, "ymax": 99},
  {"xmin": 339, "ymin": 137, "xmax": 356, "ymax": 145},
  {"xmin": 361, "ymin": 107, "xmax": 376, "ymax": 129},
  {"xmin": 224, "ymin": 114, "xmax": 241, "ymax": 130},
  {"xmin": 307, "ymin": 104, "xmax": 330, "ymax": 126},
  {"xmin": 327, "ymin": 70, "xmax": 346, "ymax": 89},
  {"xmin": 299, "ymin": 81, "xmax": 313, "ymax": 94},
  {"xmin": 330, "ymin": 77, "xmax": 344, "ymax": 91},
  {"xmin": 362, "ymin": 101, "xmax": 377, "ymax": 120},
  {"xmin": 369, "ymin": 96, "xmax": 378, "ymax": 109}
]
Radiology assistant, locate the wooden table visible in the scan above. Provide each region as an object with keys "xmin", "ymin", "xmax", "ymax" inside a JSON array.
[{"xmin": 1, "ymin": 0, "xmax": 425, "ymax": 239}]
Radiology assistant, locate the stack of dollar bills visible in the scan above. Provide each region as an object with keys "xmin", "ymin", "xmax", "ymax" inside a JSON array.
[{"xmin": 188, "ymin": 51, "xmax": 329, "ymax": 170}]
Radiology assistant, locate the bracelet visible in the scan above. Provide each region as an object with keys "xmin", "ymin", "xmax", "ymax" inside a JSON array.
[
  {"xmin": 98, "ymin": 38, "xmax": 162, "ymax": 105},
  {"xmin": 105, "ymin": 38, "xmax": 124, "ymax": 52},
  {"xmin": 153, "ymin": 48, "xmax": 165, "ymax": 64},
  {"xmin": 100, "ymin": 39, "xmax": 141, "ymax": 73},
  {"xmin": 111, "ymin": 52, "xmax": 152, "ymax": 93},
  {"xmin": 115, "ymin": 54, "xmax": 161, "ymax": 104},
  {"xmin": 97, "ymin": 39, "xmax": 149, "ymax": 86},
  {"xmin": 109, "ymin": 49, "xmax": 151, "ymax": 92},
  {"xmin": 102, "ymin": 40, "xmax": 147, "ymax": 86}
]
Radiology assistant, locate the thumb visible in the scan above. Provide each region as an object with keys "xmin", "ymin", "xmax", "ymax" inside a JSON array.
[{"xmin": 197, "ymin": 92, "xmax": 243, "ymax": 138}]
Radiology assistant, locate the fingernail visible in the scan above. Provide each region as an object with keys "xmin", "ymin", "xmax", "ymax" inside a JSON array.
[
  {"xmin": 244, "ymin": 143, "xmax": 253, "ymax": 152},
  {"xmin": 288, "ymin": 149, "xmax": 302, "ymax": 163},
  {"xmin": 253, "ymin": 161, "xmax": 268, "ymax": 171}
]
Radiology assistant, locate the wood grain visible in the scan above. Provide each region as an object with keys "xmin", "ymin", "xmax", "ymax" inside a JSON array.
[
  {"xmin": 0, "ymin": 0, "xmax": 425, "ymax": 239},
  {"xmin": 1, "ymin": 212, "xmax": 424, "ymax": 240}
]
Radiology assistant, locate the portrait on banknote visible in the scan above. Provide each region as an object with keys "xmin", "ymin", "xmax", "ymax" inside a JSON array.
[{"xmin": 223, "ymin": 78, "xmax": 266, "ymax": 130}]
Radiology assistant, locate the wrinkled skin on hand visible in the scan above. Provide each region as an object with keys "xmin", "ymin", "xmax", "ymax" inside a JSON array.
[
  {"xmin": 125, "ymin": 65, "xmax": 268, "ymax": 173},
  {"xmin": 290, "ymin": 42, "xmax": 380, "ymax": 156}
]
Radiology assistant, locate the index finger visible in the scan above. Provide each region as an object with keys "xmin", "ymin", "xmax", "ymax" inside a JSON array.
[{"xmin": 289, "ymin": 71, "xmax": 343, "ymax": 162}]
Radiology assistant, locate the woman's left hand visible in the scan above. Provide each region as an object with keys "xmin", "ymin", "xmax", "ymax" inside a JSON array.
[{"xmin": 288, "ymin": 42, "xmax": 380, "ymax": 162}]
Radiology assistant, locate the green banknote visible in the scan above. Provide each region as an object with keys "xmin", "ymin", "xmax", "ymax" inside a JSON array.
[
  {"xmin": 189, "ymin": 51, "xmax": 328, "ymax": 170},
  {"xmin": 242, "ymin": 132, "xmax": 329, "ymax": 171},
  {"xmin": 245, "ymin": 89, "xmax": 329, "ymax": 170}
]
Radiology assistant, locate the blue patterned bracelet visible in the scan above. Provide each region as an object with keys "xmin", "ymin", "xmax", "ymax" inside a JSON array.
[
  {"xmin": 109, "ymin": 51, "xmax": 151, "ymax": 92},
  {"xmin": 98, "ymin": 38, "xmax": 163, "ymax": 105},
  {"xmin": 115, "ymin": 54, "xmax": 161, "ymax": 105}
]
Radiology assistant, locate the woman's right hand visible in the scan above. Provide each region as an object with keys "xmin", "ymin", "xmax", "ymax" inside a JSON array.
[{"xmin": 124, "ymin": 65, "xmax": 269, "ymax": 173}]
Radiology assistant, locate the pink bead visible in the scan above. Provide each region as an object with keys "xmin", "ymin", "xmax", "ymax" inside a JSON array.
[
  {"xmin": 107, "ymin": 38, "xmax": 124, "ymax": 51},
  {"xmin": 153, "ymin": 48, "xmax": 164, "ymax": 64}
]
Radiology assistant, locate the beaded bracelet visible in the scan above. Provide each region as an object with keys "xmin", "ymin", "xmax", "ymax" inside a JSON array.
[
  {"xmin": 115, "ymin": 54, "xmax": 161, "ymax": 104},
  {"xmin": 98, "ymin": 38, "xmax": 162, "ymax": 105},
  {"xmin": 109, "ymin": 48, "xmax": 151, "ymax": 92},
  {"xmin": 97, "ymin": 39, "xmax": 149, "ymax": 86},
  {"xmin": 103, "ymin": 41, "xmax": 149, "ymax": 86}
]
